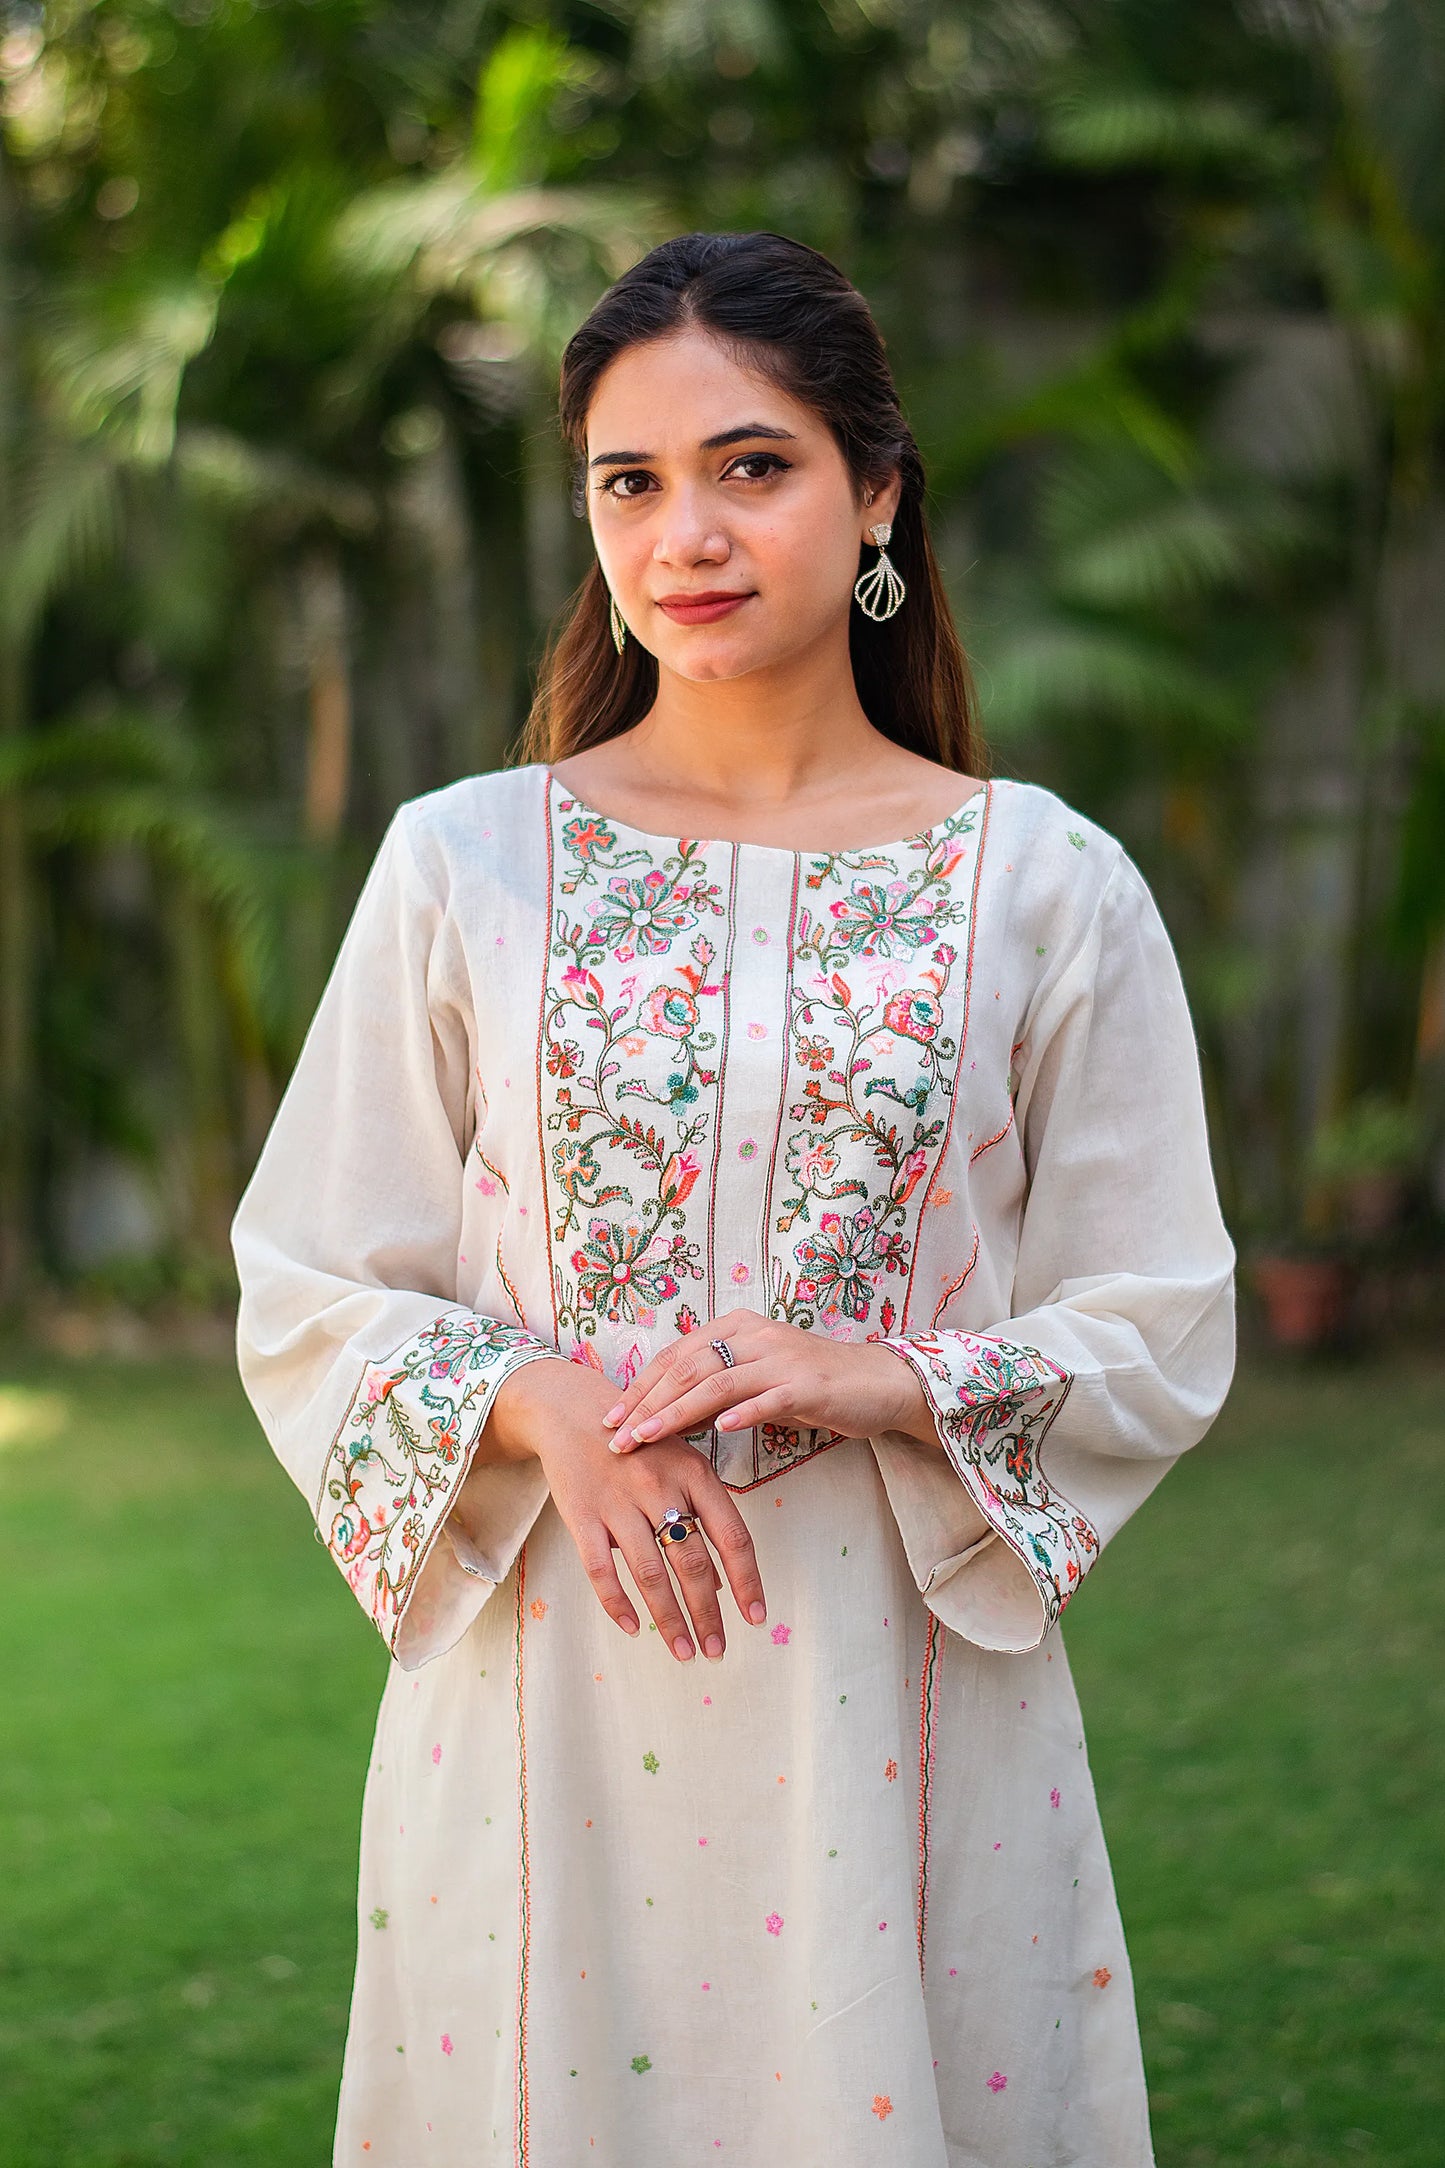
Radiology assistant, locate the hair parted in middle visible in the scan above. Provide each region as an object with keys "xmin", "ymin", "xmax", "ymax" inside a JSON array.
[{"xmin": 518, "ymin": 229, "xmax": 984, "ymax": 779}]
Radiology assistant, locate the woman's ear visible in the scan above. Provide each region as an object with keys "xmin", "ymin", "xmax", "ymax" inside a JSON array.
[{"xmin": 862, "ymin": 469, "xmax": 904, "ymax": 534}]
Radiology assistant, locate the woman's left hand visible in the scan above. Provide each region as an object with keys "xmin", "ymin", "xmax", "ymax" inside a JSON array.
[{"xmin": 601, "ymin": 1310, "xmax": 938, "ymax": 1454}]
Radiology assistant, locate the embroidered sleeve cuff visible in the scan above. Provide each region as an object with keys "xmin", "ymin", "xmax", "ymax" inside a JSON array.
[
  {"xmin": 879, "ymin": 1329, "xmax": 1100, "ymax": 1650},
  {"xmin": 315, "ymin": 1311, "xmax": 561, "ymax": 1667}
]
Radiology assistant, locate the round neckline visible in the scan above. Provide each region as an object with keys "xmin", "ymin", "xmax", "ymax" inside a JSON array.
[{"xmin": 543, "ymin": 765, "xmax": 990, "ymax": 861}]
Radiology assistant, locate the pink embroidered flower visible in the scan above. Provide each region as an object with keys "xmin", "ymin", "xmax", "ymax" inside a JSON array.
[
  {"xmin": 330, "ymin": 1507, "xmax": 371, "ymax": 1563},
  {"xmin": 770, "ymin": 1622, "xmax": 791, "ymax": 1645},
  {"xmin": 871, "ymin": 2094, "xmax": 894, "ymax": 2120},
  {"xmin": 1050, "ymin": 1788, "xmax": 1061, "ymax": 1809},
  {"xmin": 987, "ymin": 2071, "xmax": 1007, "ymax": 2093},
  {"xmin": 363, "ymin": 1368, "xmax": 398, "ymax": 1404},
  {"xmin": 889, "ymin": 1146, "xmax": 930, "ymax": 1205},
  {"xmin": 730, "ymin": 1261, "xmax": 751, "ymax": 1285},
  {"xmin": 659, "ymin": 1151, "xmax": 701, "ymax": 1208},
  {"xmin": 883, "ymin": 989, "xmax": 943, "ymax": 1043},
  {"xmin": 431, "ymin": 1743, "xmax": 442, "ymax": 1765},
  {"xmin": 440, "ymin": 2034, "xmax": 454, "ymax": 2056},
  {"xmin": 884, "ymin": 1758, "xmax": 898, "ymax": 1782},
  {"xmin": 530, "ymin": 1598, "xmax": 548, "ymax": 1620},
  {"xmin": 640, "ymin": 983, "xmax": 699, "ymax": 1039},
  {"xmin": 764, "ymin": 1912, "xmax": 784, "ymax": 1936}
]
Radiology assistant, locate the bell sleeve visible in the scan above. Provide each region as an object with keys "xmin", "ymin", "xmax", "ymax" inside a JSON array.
[
  {"xmin": 878, "ymin": 846, "xmax": 1236, "ymax": 1653},
  {"xmin": 230, "ymin": 802, "xmax": 563, "ymax": 1671}
]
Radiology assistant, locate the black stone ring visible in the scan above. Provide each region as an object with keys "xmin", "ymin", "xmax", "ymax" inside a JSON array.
[
  {"xmin": 710, "ymin": 1338, "xmax": 735, "ymax": 1369},
  {"xmin": 653, "ymin": 1506, "xmax": 699, "ymax": 1547}
]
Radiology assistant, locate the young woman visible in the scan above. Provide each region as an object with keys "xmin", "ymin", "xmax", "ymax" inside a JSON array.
[{"xmin": 232, "ymin": 230, "xmax": 1236, "ymax": 2167}]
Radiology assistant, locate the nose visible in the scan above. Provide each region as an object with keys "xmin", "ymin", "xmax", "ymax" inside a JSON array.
[{"xmin": 650, "ymin": 481, "xmax": 731, "ymax": 568}]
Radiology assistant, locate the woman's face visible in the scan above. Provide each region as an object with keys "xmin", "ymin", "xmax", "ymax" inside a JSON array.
[{"xmin": 583, "ymin": 327, "xmax": 900, "ymax": 684}]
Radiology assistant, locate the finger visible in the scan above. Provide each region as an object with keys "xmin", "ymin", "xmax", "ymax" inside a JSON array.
[
  {"xmin": 647, "ymin": 1488, "xmax": 730, "ymax": 1660},
  {"xmin": 616, "ymin": 1359, "xmax": 770, "ymax": 1448},
  {"xmin": 716, "ymin": 1384, "xmax": 797, "ymax": 1433},
  {"xmin": 601, "ymin": 1347, "xmax": 678, "ymax": 1430},
  {"xmin": 606, "ymin": 1337, "xmax": 726, "ymax": 1443},
  {"xmin": 613, "ymin": 1509, "xmax": 699, "ymax": 1662},
  {"xmin": 688, "ymin": 1475, "xmax": 769, "ymax": 1627},
  {"xmin": 571, "ymin": 1517, "xmax": 642, "ymax": 1637}
]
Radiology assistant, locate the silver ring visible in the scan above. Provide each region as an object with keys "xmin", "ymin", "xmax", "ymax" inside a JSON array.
[{"xmin": 710, "ymin": 1337, "xmax": 735, "ymax": 1369}]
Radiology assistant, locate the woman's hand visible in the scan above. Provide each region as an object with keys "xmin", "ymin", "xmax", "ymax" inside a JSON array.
[
  {"xmin": 484, "ymin": 1357, "xmax": 769, "ymax": 1663},
  {"xmin": 599, "ymin": 1312, "xmax": 938, "ymax": 1455}
]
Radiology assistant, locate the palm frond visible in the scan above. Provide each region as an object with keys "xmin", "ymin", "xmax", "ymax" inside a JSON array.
[{"xmin": 0, "ymin": 439, "xmax": 122, "ymax": 645}]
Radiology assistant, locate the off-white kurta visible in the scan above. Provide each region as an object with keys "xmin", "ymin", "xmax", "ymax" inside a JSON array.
[{"xmin": 231, "ymin": 762, "xmax": 1235, "ymax": 2168}]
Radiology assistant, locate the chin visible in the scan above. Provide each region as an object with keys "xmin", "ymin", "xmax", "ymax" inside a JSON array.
[{"xmin": 661, "ymin": 637, "xmax": 787, "ymax": 685}]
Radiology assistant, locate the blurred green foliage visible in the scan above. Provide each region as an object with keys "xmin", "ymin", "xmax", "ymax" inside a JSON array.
[{"xmin": 1, "ymin": 0, "xmax": 1443, "ymax": 1305}]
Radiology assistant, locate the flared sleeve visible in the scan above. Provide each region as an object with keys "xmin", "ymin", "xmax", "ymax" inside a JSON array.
[
  {"xmin": 879, "ymin": 846, "xmax": 1236, "ymax": 1653},
  {"xmin": 230, "ymin": 802, "xmax": 562, "ymax": 1671}
]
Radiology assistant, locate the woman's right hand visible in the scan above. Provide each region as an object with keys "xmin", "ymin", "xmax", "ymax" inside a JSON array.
[{"xmin": 485, "ymin": 1357, "xmax": 768, "ymax": 1663}]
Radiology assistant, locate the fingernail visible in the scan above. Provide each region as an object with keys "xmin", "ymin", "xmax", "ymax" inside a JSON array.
[
  {"xmin": 608, "ymin": 1438, "xmax": 627, "ymax": 1453},
  {"xmin": 633, "ymin": 1416, "xmax": 660, "ymax": 1440},
  {"xmin": 673, "ymin": 1635, "xmax": 694, "ymax": 1660},
  {"xmin": 603, "ymin": 1403, "xmax": 625, "ymax": 1425},
  {"xmin": 749, "ymin": 1602, "xmax": 767, "ymax": 1624},
  {"xmin": 621, "ymin": 1616, "xmax": 639, "ymax": 1635},
  {"xmin": 704, "ymin": 1635, "xmax": 723, "ymax": 1659}
]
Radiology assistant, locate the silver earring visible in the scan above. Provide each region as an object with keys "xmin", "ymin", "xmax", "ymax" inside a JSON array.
[
  {"xmin": 608, "ymin": 590, "xmax": 627, "ymax": 654},
  {"xmin": 853, "ymin": 521, "xmax": 906, "ymax": 621}
]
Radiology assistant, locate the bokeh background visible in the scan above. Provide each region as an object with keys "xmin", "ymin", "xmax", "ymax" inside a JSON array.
[{"xmin": 0, "ymin": 3, "xmax": 1442, "ymax": 2163}]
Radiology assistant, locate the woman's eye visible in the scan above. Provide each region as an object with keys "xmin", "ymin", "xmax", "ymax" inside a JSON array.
[{"xmin": 597, "ymin": 453, "xmax": 792, "ymax": 500}]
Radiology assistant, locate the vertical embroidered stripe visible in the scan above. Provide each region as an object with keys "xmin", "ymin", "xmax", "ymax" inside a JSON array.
[
  {"xmin": 536, "ymin": 785, "xmax": 560, "ymax": 1347},
  {"xmin": 915, "ymin": 1612, "xmax": 943, "ymax": 1981},
  {"xmin": 513, "ymin": 1546, "xmax": 531, "ymax": 2166},
  {"xmin": 900, "ymin": 781, "xmax": 993, "ymax": 1333},
  {"xmin": 705, "ymin": 847, "xmax": 741, "ymax": 1335}
]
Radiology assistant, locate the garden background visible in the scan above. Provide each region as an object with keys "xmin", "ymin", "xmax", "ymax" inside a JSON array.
[{"xmin": 0, "ymin": 1, "xmax": 1442, "ymax": 2162}]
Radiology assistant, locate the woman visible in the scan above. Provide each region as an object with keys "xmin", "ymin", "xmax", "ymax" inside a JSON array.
[{"xmin": 232, "ymin": 230, "xmax": 1235, "ymax": 2167}]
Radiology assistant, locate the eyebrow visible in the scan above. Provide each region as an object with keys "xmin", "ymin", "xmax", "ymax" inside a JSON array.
[{"xmin": 588, "ymin": 423, "xmax": 798, "ymax": 468}]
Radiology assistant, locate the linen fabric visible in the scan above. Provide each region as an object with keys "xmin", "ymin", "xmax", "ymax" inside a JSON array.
[{"xmin": 231, "ymin": 763, "xmax": 1236, "ymax": 2167}]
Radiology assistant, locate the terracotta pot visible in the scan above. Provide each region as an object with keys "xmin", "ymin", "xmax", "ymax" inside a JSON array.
[{"xmin": 1251, "ymin": 1254, "xmax": 1356, "ymax": 1350}]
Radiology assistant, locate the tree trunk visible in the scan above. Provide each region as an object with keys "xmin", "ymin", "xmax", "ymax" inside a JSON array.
[{"xmin": 0, "ymin": 141, "xmax": 34, "ymax": 1308}]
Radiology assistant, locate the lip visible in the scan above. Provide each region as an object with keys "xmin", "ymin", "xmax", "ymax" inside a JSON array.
[{"xmin": 655, "ymin": 591, "xmax": 753, "ymax": 624}]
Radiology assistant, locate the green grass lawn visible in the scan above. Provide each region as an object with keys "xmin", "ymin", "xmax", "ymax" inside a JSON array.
[{"xmin": 0, "ymin": 1346, "xmax": 1440, "ymax": 2167}]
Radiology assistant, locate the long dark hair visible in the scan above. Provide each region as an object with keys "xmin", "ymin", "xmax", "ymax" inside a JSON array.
[{"xmin": 518, "ymin": 230, "xmax": 984, "ymax": 775}]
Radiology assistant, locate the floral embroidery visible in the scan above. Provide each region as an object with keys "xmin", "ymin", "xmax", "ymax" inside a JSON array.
[
  {"xmin": 770, "ymin": 811, "xmax": 978, "ymax": 1343},
  {"xmin": 317, "ymin": 1313, "xmax": 556, "ymax": 1651},
  {"xmin": 765, "ymin": 1912, "xmax": 784, "ymax": 1935},
  {"xmin": 538, "ymin": 780, "xmax": 996, "ymax": 1491},
  {"xmin": 630, "ymin": 2053, "xmax": 652, "ymax": 2075},
  {"xmin": 1093, "ymin": 1966, "xmax": 1112, "ymax": 1988},
  {"xmin": 881, "ymin": 1328, "xmax": 1099, "ymax": 1636},
  {"xmin": 872, "ymin": 2094, "xmax": 894, "ymax": 2120},
  {"xmin": 987, "ymin": 2070, "xmax": 1008, "ymax": 2093},
  {"xmin": 642, "ymin": 1750, "xmax": 660, "ymax": 1774},
  {"xmin": 541, "ymin": 811, "xmax": 727, "ymax": 1345}
]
